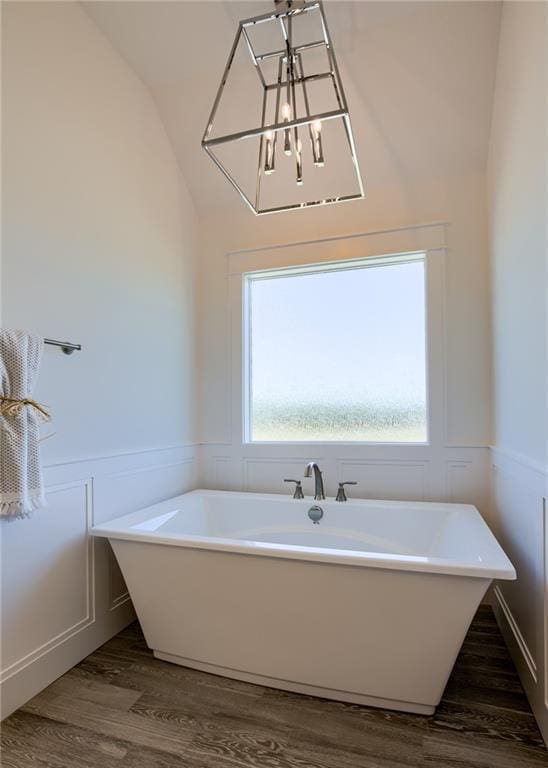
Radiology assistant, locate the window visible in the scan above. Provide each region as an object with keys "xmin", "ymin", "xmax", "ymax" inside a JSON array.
[{"xmin": 244, "ymin": 254, "xmax": 427, "ymax": 443}]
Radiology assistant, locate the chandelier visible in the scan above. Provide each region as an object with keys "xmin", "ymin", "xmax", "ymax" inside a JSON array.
[{"xmin": 202, "ymin": 0, "xmax": 364, "ymax": 215}]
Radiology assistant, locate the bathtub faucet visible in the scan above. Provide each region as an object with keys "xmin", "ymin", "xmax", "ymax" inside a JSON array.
[{"xmin": 304, "ymin": 462, "xmax": 325, "ymax": 501}]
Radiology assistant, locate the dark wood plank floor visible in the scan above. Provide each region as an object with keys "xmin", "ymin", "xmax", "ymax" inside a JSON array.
[{"xmin": 2, "ymin": 606, "xmax": 546, "ymax": 767}]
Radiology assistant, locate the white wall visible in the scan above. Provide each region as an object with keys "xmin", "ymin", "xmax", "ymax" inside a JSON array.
[
  {"xmin": 0, "ymin": 2, "xmax": 200, "ymax": 717},
  {"xmin": 198, "ymin": 172, "xmax": 493, "ymax": 515},
  {"xmin": 192, "ymin": 4, "xmax": 499, "ymax": 480},
  {"xmin": 77, "ymin": 3, "xmax": 499, "ymax": 502},
  {"xmin": 487, "ymin": 1, "xmax": 548, "ymax": 742},
  {"xmin": 489, "ymin": 2, "xmax": 547, "ymax": 466},
  {"xmin": 2, "ymin": 1, "xmax": 199, "ymax": 460},
  {"xmin": 80, "ymin": 1, "xmax": 497, "ymax": 516}
]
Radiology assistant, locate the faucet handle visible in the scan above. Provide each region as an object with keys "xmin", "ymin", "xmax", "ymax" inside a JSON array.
[
  {"xmin": 284, "ymin": 479, "xmax": 304, "ymax": 499},
  {"xmin": 336, "ymin": 481, "xmax": 357, "ymax": 502}
]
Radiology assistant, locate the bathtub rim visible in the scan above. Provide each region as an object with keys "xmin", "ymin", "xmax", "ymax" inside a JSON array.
[{"xmin": 91, "ymin": 489, "xmax": 516, "ymax": 581}]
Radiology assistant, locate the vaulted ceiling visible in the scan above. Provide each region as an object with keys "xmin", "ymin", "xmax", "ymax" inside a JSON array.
[{"xmin": 83, "ymin": 1, "xmax": 501, "ymax": 220}]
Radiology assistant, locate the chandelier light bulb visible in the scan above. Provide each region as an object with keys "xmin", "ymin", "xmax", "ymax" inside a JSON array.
[
  {"xmin": 282, "ymin": 102, "xmax": 292, "ymax": 156},
  {"xmin": 311, "ymin": 120, "xmax": 325, "ymax": 167},
  {"xmin": 296, "ymin": 139, "xmax": 303, "ymax": 186},
  {"xmin": 264, "ymin": 130, "xmax": 275, "ymax": 175}
]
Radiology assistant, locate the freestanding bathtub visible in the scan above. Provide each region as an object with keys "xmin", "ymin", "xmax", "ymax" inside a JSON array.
[{"xmin": 92, "ymin": 489, "xmax": 515, "ymax": 715}]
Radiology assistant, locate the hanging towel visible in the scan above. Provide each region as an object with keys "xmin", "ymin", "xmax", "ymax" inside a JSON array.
[{"xmin": 0, "ymin": 329, "xmax": 50, "ymax": 519}]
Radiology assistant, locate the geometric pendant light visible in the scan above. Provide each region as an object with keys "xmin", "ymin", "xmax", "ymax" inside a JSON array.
[{"xmin": 202, "ymin": 0, "xmax": 364, "ymax": 215}]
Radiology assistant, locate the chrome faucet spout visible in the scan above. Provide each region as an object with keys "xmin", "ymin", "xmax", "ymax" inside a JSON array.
[{"xmin": 304, "ymin": 462, "xmax": 325, "ymax": 501}]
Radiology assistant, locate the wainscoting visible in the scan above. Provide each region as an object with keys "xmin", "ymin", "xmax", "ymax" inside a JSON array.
[
  {"xmin": 200, "ymin": 443, "xmax": 492, "ymax": 519},
  {"xmin": 5, "ymin": 439, "xmax": 544, "ymax": 736},
  {"xmin": 490, "ymin": 446, "xmax": 548, "ymax": 743},
  {"xmin": 0, "ymin": 444, "xmax": 199, "ymax": 719},
  {"xmin": 0, "ymin": 437, "xmax": 492, "ymax": 722}
]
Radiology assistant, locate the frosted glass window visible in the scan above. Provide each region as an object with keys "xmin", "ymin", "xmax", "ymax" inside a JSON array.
[{"xmin": 245, "ymin": 255, "xmax": 427, "ymax": 442}]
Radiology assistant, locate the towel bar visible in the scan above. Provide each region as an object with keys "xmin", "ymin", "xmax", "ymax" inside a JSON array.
[{"xmin": 44, "ymin": 338, "xmax": 82, "ymax": 355}]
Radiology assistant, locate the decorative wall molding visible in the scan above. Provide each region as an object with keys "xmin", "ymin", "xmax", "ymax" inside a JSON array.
[
  {"xmin": 441, "ymin": 450, "xmax": 490, "ymax": 515},
  {"xmin": 227, "ymin": 222, "xmax": 449, "ymax": 274},
  {"xmin": 108, "ymin": 589, "xmax": 131, "ymax": 613},
  {"xmin": 493, "ymin": 585, "xmax": 537, "ymax": 683},
  {"xmin": 0, "ymin": 443, "xmax": 199, "ymax": 719},
  {"xmin": 490, "ymin": 444, "xmax": 548, "ymax": 743},
  {"xmin": 445, "ymin": 460, "xmax": 472, "ymax": 496},
  {"xmin": 544, "ymin": 497, "xmax": 548, "ymax": 713},
  {"xmin": 43, "ymin": 442, "xmax": 199, "ymax": 470},
  {"xmin": 490, "ymin": 445, "xmax": 548, "ymax": 479},
  {"xmin": 1, "ymin": 435, "xmax": 496, "ymax": 721},
  {"xmin": 42, "ymin": 443, "xmax": 197, "ymax": 490},
  {"xmin": 212, "ymin": 457, "xmax": 232, "ymax": 490},
  {"xmin": 337, "ymin": 458, "xmax": 429, "ymax": 502},
  {"xmin": 200, "ymin": 443, "xmax": 490, "ymax": 514},
  {"xmin": 100, "ymin": 456, "xmax": 196, "ymax": 483},
  {"xmin": 0, "ymin": 478, "xmax": 94, "ymax": 684}
]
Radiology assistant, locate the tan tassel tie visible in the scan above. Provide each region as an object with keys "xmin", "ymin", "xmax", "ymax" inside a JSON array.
[{"xmin": 0, "ymin": 397, "xmax": 51, "ymax": 421}]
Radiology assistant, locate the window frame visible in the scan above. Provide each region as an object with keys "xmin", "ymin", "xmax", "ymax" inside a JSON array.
[
  {"xmin": 227, "ymin": 225, "xmax": 447, "ymax": 451},
  {"xmin": 242, "ymin": 251, "xmax": 430, "ymax": 446}
]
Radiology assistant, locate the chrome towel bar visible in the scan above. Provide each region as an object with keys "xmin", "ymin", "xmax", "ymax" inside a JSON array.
[{"xmin": 44, "ymin": 338, "xmax": 82, "ymax": 355}]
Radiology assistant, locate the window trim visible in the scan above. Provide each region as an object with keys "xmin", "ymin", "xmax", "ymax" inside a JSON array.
[
  {"xmin": 227, "ymin": 223, "xmax": 447, "ymax": 452},
  {"xmin": 242, "ymin": 251, "xmax": 429, "ymax": 446}
]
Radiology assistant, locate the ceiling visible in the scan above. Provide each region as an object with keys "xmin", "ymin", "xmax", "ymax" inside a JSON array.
[{"xmin": 83, "ymin": 1, "xmax": 502, "ymax": 221}]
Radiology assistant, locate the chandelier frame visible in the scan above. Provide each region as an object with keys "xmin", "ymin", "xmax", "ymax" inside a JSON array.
[{"xmin": 201, "ymin": 1, "xmax": 365, "ymax": 215}]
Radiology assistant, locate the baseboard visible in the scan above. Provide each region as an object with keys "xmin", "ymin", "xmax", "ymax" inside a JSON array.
[
  {"xmin": 1, "ymin": 601, "xmax": 135, "ymax": 720},
  {"xmin": 493, "ymin": 586, "xmax": 547, "ymax": 746}
]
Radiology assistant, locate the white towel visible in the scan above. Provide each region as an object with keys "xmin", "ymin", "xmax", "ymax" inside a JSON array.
[{"xmin": 0, "ymin": 329, "xmax": 49, "ymax": 519}]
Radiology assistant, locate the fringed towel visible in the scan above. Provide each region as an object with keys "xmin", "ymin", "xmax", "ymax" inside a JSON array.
[{"xmin": 0, "ymin": 329, "xmax": 50, "ymax": 519}]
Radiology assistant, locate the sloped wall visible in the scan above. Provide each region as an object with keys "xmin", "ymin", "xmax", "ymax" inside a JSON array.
[{"xmin": 0, "ymin": 1, "xmax": 200, "ymax": 717}]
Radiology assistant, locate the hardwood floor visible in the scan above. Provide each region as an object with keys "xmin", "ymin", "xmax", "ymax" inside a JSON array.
[{"xmin": 2, "ymin": 606, "xmax": 546, "ymax": 767}]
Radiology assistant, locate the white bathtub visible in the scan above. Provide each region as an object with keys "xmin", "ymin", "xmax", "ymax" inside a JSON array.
[{"xmin": 92, "ymin": 489, "xmax": 515, "ymax": 715}]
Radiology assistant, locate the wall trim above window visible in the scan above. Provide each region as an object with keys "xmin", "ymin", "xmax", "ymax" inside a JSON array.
[{"xmin": 227, "ymin": 222, "xmax": 448, "ymax": 276}]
